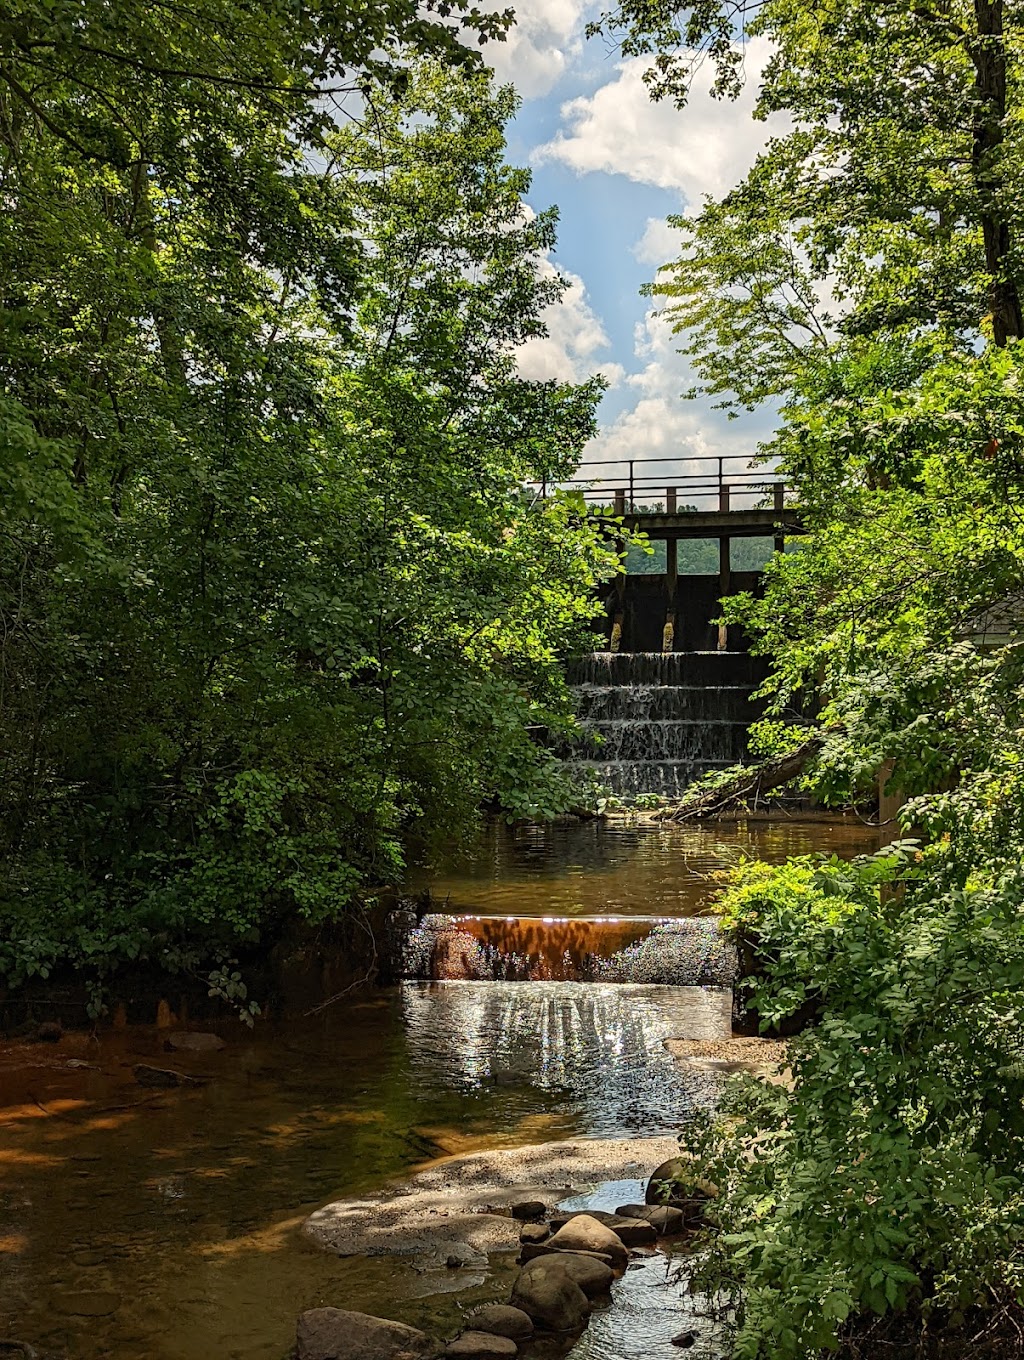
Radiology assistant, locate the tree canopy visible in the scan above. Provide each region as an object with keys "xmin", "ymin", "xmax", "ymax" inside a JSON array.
[{"xmin": 0, "ymin": 10, "xmax": 620, "ymax": 1002}]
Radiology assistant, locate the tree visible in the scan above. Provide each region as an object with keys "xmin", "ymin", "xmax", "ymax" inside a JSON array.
[
  {"xmin": 0, "ymin": 32, "xmax": 620, "ymax": 999},
  {"xmin": 590, "ymin": 2, "xmax": 1024, "ymax": 1354}
]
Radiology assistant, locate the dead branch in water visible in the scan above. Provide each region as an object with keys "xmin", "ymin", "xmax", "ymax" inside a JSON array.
[{"xmin": 654, "ymin": 734, "xmax": 825, "ymax": 822}]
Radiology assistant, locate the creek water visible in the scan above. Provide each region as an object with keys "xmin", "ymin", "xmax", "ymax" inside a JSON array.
[{"xmin": 0, "ymin": 817, "xmax": 883, "ymax": 1360}]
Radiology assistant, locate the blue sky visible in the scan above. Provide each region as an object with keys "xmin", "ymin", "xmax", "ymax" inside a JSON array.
[{"xmin": 482, "ymin": 3, "xmax": 784, "ymax": 483}]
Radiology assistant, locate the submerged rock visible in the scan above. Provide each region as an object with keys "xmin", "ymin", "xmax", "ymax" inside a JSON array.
[
  {"xmin": 465, "ymin": 1306, "xmax": 533, "ymax": 1340},
  {"xmin": 164, "ymin": 1031, "xmax": 225, "ymax": 1052},
  {"xmin": 445, "ymin": 1332, "xmax": 517, "ymax": 1358},
  {"xmin": 296, "ymin": 1308, "xmax": 436, "ymax": 1360}
]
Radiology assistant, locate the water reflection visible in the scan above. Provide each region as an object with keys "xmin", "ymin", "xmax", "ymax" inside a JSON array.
[
  {"xmin": 421, "ymin": 816, "xmax": 884, "ymax": 919},
  {"xmin": 401, "ymin": 982, "xmax": 731, "ymax": 1137}
]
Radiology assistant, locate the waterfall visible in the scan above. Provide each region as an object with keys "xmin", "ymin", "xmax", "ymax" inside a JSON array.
[{"xmin": 566, "ymin": 651, "xmax": 765, "ymax": 798}]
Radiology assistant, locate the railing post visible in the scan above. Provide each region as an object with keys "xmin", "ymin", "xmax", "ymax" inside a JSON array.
[
  {"xmin": 613, "ymin": 488, "xmax": 625, "ymax": 516},
  {"xmin": 719, "ymin": 483, "xmax": 731, "ymax": 513},
  {"xmin": 666, "ymin": 486, "xmax": 677, "ymax": 513},
  {"xmin": 629, "ymin": 460, "xmax": 634, "ymax": 510},
  {"xmin": 774, "ymin": 479, "xmax": 785, "ymax": 554}
]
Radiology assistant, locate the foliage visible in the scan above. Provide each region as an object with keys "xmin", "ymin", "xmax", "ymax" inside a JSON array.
[
  {"xmin": 0, "ymin": 22, "xmax": 622, "ymax": 993},
  {"xmin": 688, "ymin": 841, "xmax": 1024, "ymax": 1359},
  {"xmin": 592, "ymin": 0, "xmax": 1024, "ymax": 1353}
]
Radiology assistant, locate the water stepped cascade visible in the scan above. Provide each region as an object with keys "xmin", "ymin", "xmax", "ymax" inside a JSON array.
[
  {"xmin": 566, "ymin": 651, "xmax": 766, "ymax": 798},
  {"xmin": 400, "ymin": 913, "xmax": 737, "ymax": 985}
]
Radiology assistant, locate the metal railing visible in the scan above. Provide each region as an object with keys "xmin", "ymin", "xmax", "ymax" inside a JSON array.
[{"xmin": 536, "ymin": 454, "xmax": 786, "ymax": 512}]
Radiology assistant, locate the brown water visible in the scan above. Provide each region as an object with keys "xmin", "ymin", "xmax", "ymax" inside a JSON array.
[
  {"xmin": 422, "ymin": 815, "xmax": 883, "ymax": 918},
  {"xmin": 0, "ymin": 817, "xmax": 884, "ymax": 1360}
]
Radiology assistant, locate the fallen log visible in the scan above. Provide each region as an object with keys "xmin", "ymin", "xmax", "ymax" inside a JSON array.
[{"xmin": 654, "ymin": 734, "xmax": 825, "ymax": 822}]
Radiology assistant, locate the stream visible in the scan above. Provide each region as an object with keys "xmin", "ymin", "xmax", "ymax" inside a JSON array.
[{"xmin": 0, "ymin": 816, "xmax": 883, "ymax": 1360}]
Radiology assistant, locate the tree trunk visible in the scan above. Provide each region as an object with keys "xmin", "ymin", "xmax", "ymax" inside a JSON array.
[
  {"xmin": 654, "ymin": 733, "xmax": 825, "ymax": 822},
  {"xmin": 971, "ymin": 0, "xmax": 1023, "ymax": 345}
]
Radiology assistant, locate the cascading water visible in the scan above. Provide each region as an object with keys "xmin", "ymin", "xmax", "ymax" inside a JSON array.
[{"xmin": 566, "ymin": 651, "xmax": 766, "ymax": 798}]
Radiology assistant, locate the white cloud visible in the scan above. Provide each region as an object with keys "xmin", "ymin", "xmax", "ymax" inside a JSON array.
[
  {"xmin": 533, "ymin": 38, "xmax": 785, "ymax": 200},
  {"xmin": 517, "ymin": 259, "xmax": 624, "ymax": 386},
  {"xmin": 580, "ymin": 310, "xmax": 775, "ymax": 501},
  {"xmin": 632, "ymin": 216, "xmax": 682, "ymax": 268},
  {"xmin": 484, "ymin": 0, "xmax": 590, "ymax": 99}
]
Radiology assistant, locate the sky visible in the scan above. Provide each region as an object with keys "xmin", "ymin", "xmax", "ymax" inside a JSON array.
[{"xmin": 478, "ymin": 1, "xmax": 783, "ymax": 489}]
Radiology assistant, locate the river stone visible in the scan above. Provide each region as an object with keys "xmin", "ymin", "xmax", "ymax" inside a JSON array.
[
  {"xmin": 615, "ymin": 1204, "xmax": 685, "ymax": 1235},
  {"xmin": 518, "ymin": 1242, "xmax": 612, "ymax": 1266},
  {"xmin": 445, "ymin": 1333, "xmax": 517, "ymax": 1358},
  {"xmin": 132, "ymin": 1063, "xmax": 190, "ymax": 1088},
  {"xmin": 510, "ymin": 1263, "xmax": 590, "ymax": 1333},
  {"xmin": 164, "ymin": 1031, "xmax": 225, "ymax": 1052},
  {"xmin": 509, "ymin": 1200, "xmax": 546, "ymax": 1221},
  {"xmin": 545, "ymin": 1214, "xmax": 628, "ymax": 1269},
  {"xmin": 465, "ymin": 1306, "xmax": 533, "ymax": 1340},
  {"xmin": 607, "ymin": 1217, "xmax": 657, "ymax": 1247},
  {"xmin": 519, "ymin": 1224, "xmax": 549, "ymax": 1245},
  {"xmin": 296, "ymin": 1308, "xmax": 436, "ymax": 1360},
  {"xmin": 521, "ymin": 1252, "xmax": 613, "ymax": 1299},
  {"xmin": 646, "ymin": 1158, "xmax": 718, "ymax": 1208}
]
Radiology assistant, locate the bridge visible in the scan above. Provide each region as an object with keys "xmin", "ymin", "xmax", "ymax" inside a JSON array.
[{"xmin": 540, "ymin": 455, "xmax": 805, "ymax": 653}]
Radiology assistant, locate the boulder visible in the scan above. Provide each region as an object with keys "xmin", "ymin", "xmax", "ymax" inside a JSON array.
[
  {"xmin": 465, "ymin": 1306, "xmax": 533, "ymax": 1341},
  {"xmin": 164, "ymin": 1031, "xmax": 225, "ymax": 1052},
  {"xmin": 545, "ymin": 1214, "xmax": 628, "ymax": 1269},
  {"xmin": 608, "ymin": 1218, "xmax": 657, "ymax": 1247},
  {"xmin": 509, "ymin": 1200, "xmax": 546, "ymax": 1222},
  {"xmin": 510, "ymin": 1263, "xmax": 590, "ymax": 1333},
  {"xmin": 672, "ymin": 1332, "xmax": 698, "ymax": 1349},
  {"xmin": 296, "ymin": 1308, "xmax": 436, "ymax": 1360},
  {"xmin": 518, "ymin": 1243, "xmax": 612, "ymax": 1266},
  {"xmin": 645, "ymin": 1158, "xmax": 718, "ymax": 1208},
  {"xmin": 521, "ymin": 1252, "xmax": 613, "ymax": 1299},
  {"xmin": 615, "ymin": 1204, "xmax": 685, "ymax": 1236},
  {"xmin": 445, "ymin": 1333, "xmax": 517, "ymax": 1359}
]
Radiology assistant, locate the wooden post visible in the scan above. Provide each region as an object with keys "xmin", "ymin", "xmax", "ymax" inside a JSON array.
[
  {"xmin": 613, "ymin": 488, "xmax": 626, "ymax": 516},
  {"xmin": 666, "ymin": 486, "xmax": 677, "ymax": 513},
  {"xmin": 719, "ymin": 483, "xmax": 731, "ymax": 513}
]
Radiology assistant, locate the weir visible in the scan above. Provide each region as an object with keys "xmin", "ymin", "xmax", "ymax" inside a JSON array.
[{"xmin": 399, "ymin": 912, "xmax": 738, "ymax": 986}]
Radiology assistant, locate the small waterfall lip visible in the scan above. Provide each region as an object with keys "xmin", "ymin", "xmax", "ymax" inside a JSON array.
[{"xmin": 400, "ymin": 912, "xmax": 737, "ymax": 986}]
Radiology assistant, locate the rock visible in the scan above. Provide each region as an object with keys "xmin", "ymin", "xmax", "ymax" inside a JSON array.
[
  {"xmin": 164, "ymin": 1031, "xmax": 225, "ymax": 1052},
  {"xmin": 545, "ymin": 1213, "xmax": 628, "ymax": 1269},
  {"xmin": 645, "ymin": 1205, "xmax": 686, "ymax": 1234},
  {"xmin": 445, "ymin": 1333, "xmax": 517, "ymax": 1359},
  {"xmin": 444, "ymin": 1242, "xmax": 488, "ymax": 1269},
  {"xmin": 510, "ymin": 1262, "xmax": 590, "ymax": 1333},
  {"xmin": 521, "ymin": 1252, "xmax": 613, "ymax": 1299},
  {"xmin": 518, "ymin": 1242, "xmax": 612, "ymax": 1266},
  {"xmin": 615, "ymin": 1204, "xmax": 686, "ymax": 1235},
  {"xmin": 132, "ymin": 1063, "xmax": 190, "ymax": 1088},
  {"xmin": 465, "ymin": 1306, "xmax": 533, "ymax": 1341},
  {"xmin": 509, "ymin": 1200, "xmax": 546, "ymax": 1222},
  {"xmin": 672, "ymin": 1331, "xmax": 698, "ymax": 1349},
  {"xmin": 35, "ymin": 1021, "xmax": 63, "ymax": 1042},
  {"xmin": 646, "ymin": 1158, "xmax": 718, "ymax": 1208},
  {"xmin": 610, "ymin": 1218, "xmax": 657, "ymax": 1247},
  {"xmin": 296, "ymin": 1308, "xmax": 436, "ymax": 1360},
  {"xmin": 518, "ymin": 1224, "xmax": 549, "ymax": 1245}
]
